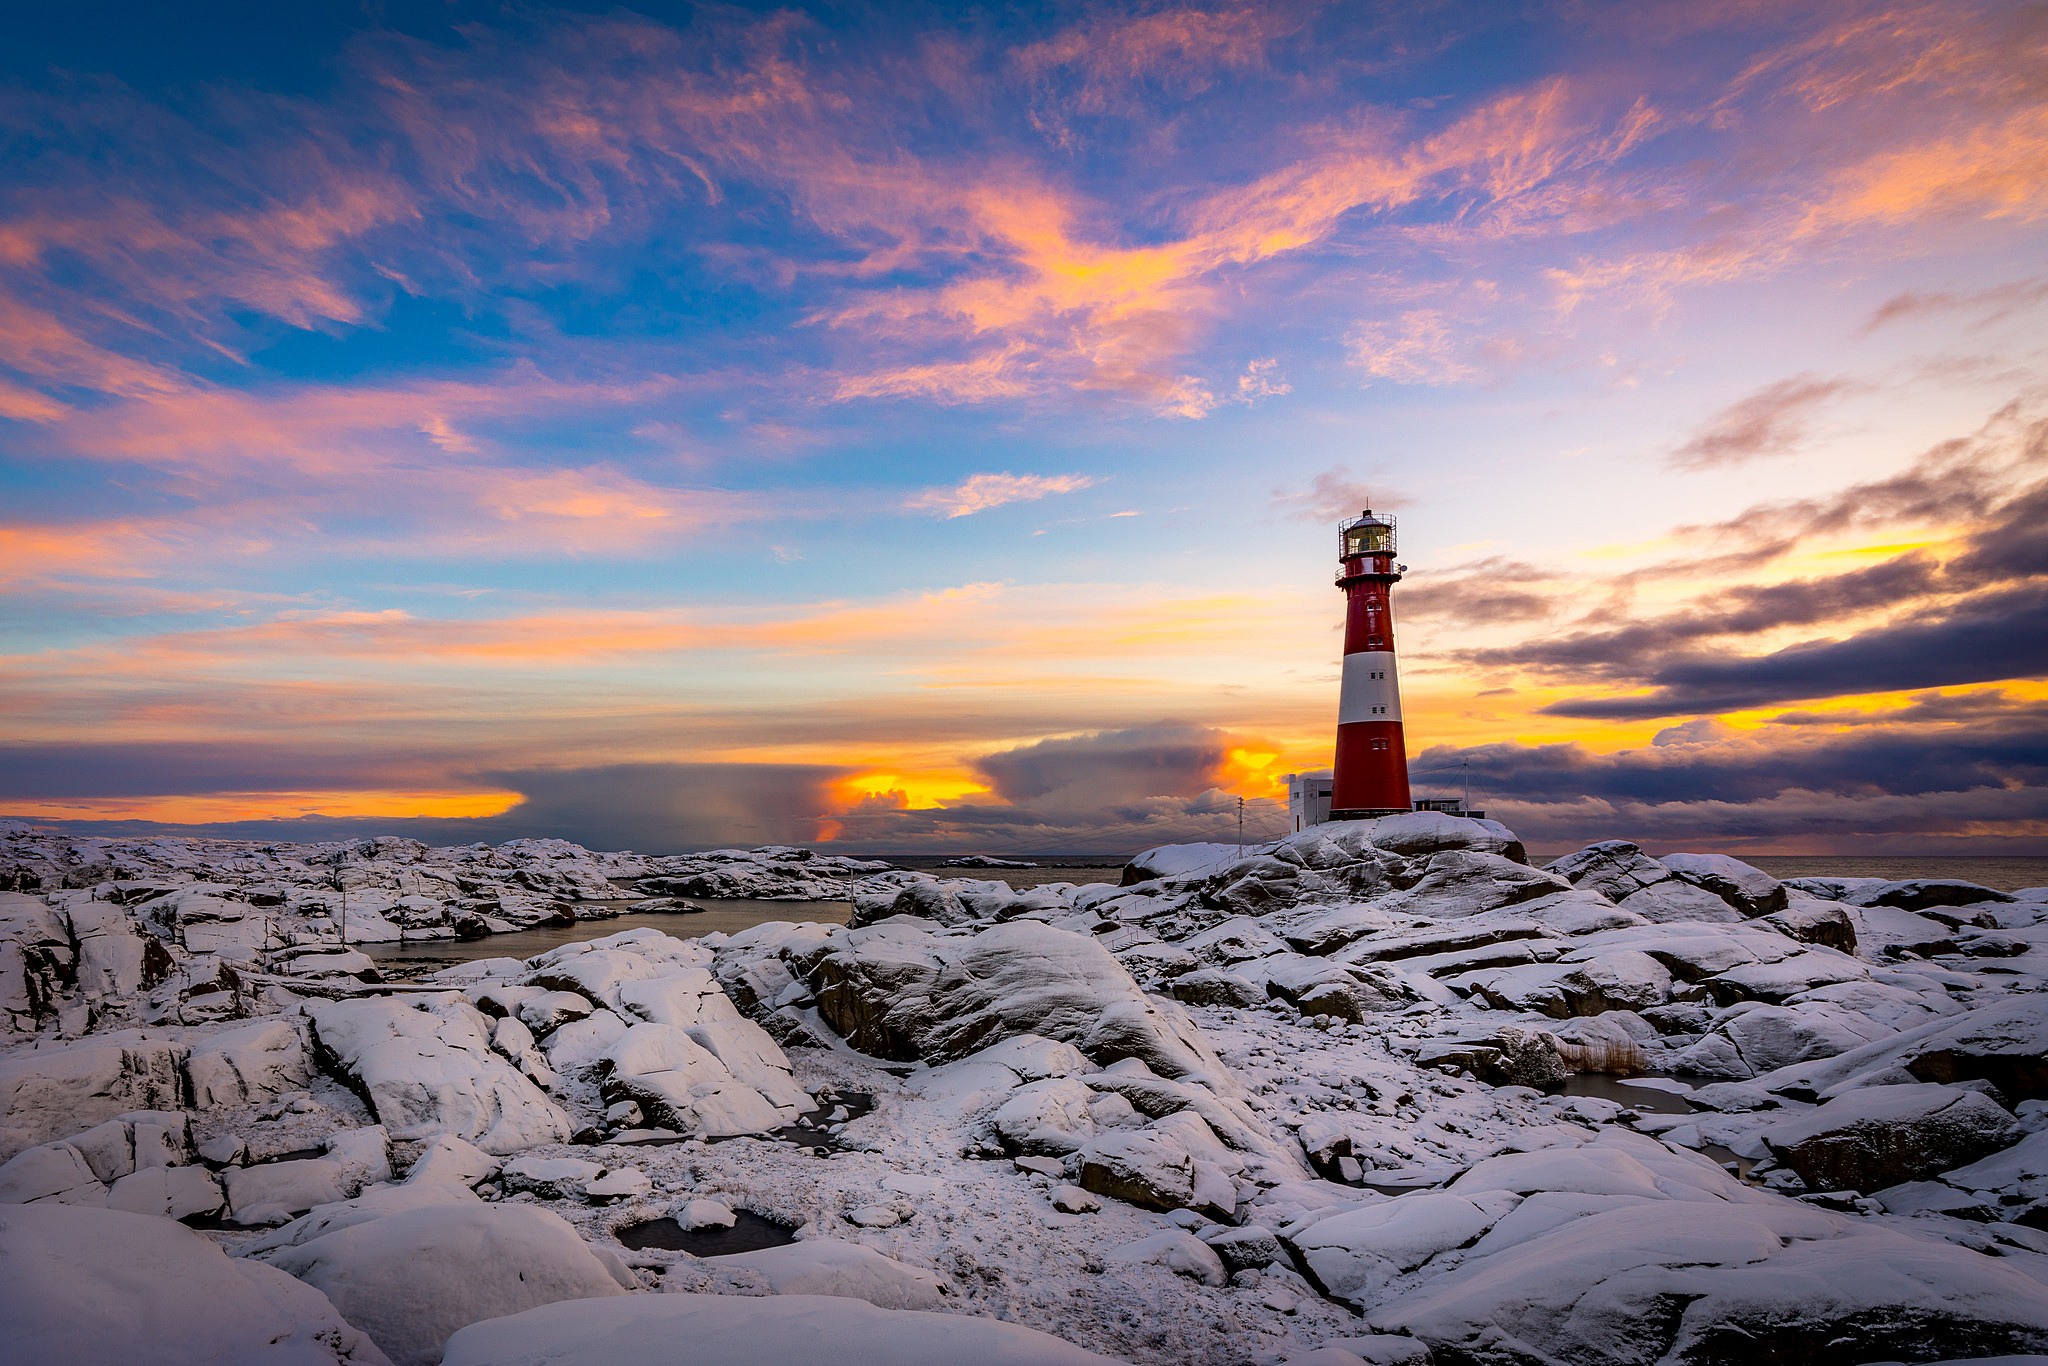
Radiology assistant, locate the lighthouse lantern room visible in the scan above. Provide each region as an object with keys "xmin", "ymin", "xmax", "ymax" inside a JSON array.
[{"xmin": 1329, "ymin": 509, "xmax": 1413, "ymax": 819}]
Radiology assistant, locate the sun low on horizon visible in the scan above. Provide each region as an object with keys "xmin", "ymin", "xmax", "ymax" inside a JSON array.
[{"xmin": 2, "ymin": 0, "xmax": 2044, "ymax": 858}]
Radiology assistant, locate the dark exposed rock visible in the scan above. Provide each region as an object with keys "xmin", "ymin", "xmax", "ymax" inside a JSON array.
[{"xmin": 1761, "ymin": 1083, "xmax": 2021, "ymax": 1192}]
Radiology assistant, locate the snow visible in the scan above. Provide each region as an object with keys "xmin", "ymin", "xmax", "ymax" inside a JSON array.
[
  {"xmin": 258, "ymin": 1201, "xmax": 628, "ymax": 1366},
  {"xmin": 5, "ymin": 821, "xmax": 2048, "ymax": 1364},
  {"xmin": 715, "ymin": 1237, "xmax": 948, "ymax": 1308},
  {"xmin": 441, "ymin": 1292, "xmax": 1121, "ymax": 1365},
  {"xmin": 305, "ymin": 998, "xmax": 573, "ymax": 1154},
  {"xmin": 0, "ymin": 1202, "xmax": 392, "ymax": 1364}
]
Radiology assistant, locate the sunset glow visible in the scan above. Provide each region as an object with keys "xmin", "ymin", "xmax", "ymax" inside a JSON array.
[{"xmin": 2, "ymin": 1, "xmax": 2043, "ymax": 854}]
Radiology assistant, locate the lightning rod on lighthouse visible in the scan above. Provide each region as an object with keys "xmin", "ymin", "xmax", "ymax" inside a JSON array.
[{"xmin": 1329, "ymin": 509, "xmax": 1412, "ymax": 818}]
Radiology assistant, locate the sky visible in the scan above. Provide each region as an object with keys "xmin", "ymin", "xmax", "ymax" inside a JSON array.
[{"xmin": 2, "ymin": 0, "xmax": 2045, "ymax": 857}]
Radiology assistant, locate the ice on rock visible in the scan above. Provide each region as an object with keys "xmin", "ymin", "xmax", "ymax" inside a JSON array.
[
  {"xmin": 1, "ymin": 1202, "xmax": 392, "ymax": 1364},
  {"xmin": 441, "ymin": 1292, "xmax": 1121, "ymax": 1366},
  {"xmin": 258, "ymin": 1201, "xmax": 628, "ymax": 1366},
  {"xmin": 717, "ymin": 1237, "xmax": 947, "ymax": 1309},
  {"xmin": 305, "ymin": 997, "xmax": 572, "ymax": 1154}
]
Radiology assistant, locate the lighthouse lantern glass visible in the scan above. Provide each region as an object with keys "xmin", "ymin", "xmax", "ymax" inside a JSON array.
[{"xmin": 1341, "ymin": 514, "xmax": 1396, "ymax": 558}]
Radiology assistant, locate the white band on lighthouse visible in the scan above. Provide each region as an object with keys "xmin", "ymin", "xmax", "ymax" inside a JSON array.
[{"xmin": 1337, "ymin": 650, "xmax": 1402, "ymax": 724}]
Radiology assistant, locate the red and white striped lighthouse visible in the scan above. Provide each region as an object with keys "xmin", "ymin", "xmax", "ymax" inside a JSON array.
[{"xmin": 1330, "ymin": 509, "xmax": 1412, "ymax": 818}]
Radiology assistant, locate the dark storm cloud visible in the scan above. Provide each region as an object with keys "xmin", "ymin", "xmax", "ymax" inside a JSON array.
[
  {"xmin": 1458, "ymin": 552, "xmax": 1943, "ymax": 680},
  {"xmin": 1540, "ymin": 579, "xmax": 2048, "ymax": 719},
  {"xmin": 1948, "ymin": 477, "xmax": 2048, "ymax": 583},
  {"xmin": 974, "ymin": 724, "xmax": 1233, "ymax": 808},
  {"xmin": 1668, "ymin": 374, "xmax": 1859, "ymax": 470},
  {"xmin": 1767, "ymin": 688, "xmax": 2038, "ymax": 727},
  {"xmin": 1420, "ymin": 699, "xmax": 2048, "ymax": 851},
  {"xmin": 1, "ymin": 762, "xmax": 851, "ymax": 855},
  {"xmin": 1430, "ymin": 700, "xmax": 2048, "ymax": 807},
  {"xmin": 1671, "ymin": 403, "xmax": 2046, "ymax": 551},
  {"xmin": 472, "ymin": 763, "xmax": 850, "ymax": 852},
  {"xmin": 0, "ymin": 743, "xmax": 421, "ymax": 798}
]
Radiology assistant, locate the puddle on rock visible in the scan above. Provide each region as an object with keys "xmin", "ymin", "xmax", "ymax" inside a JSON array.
[
  {"xmin": 615, "ymin": 1210, "xmax": 797, "ymax": 1256},
  {"xmin": 1547, "ymin": 1072, "xmax": 1700, "ymax": 1116}
]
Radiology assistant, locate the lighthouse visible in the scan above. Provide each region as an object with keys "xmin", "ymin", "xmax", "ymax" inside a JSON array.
[{"xmin": 1329, "ymin": 509, "xmax": 1412, "ymax": 818}]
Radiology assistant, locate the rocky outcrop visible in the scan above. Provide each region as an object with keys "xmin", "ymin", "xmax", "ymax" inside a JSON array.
[
  {"xmin": 1760, "ymin": 1083, "xmax": 2021, "ymax": 1192},
  {"xmin": 305, "ymin": 999, "xmax": 572, "ymax": 1155}
]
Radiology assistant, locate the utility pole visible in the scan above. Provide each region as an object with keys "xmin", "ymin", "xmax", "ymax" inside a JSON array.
[
  {"xmin": 329, "ymin": 848, "xmax": 349, "ymax": 948},
  {"xmin": 1237, "ymin": 796, "xmax": 1245, "ymax": 855}
]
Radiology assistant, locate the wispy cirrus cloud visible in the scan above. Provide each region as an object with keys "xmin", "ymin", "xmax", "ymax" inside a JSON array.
[
  {"xmin": 1669, "ymin": 374, "xmax": 1860, "ymax": 470},
  {"xmin": 905, "ymin": 472, "xmax": 1099, "ymax": 519}
]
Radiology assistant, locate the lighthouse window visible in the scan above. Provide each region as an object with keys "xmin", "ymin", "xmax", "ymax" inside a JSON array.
[{"xmin": 1371, "ymin": 738, "xmax": 1389, "ymax": 750}]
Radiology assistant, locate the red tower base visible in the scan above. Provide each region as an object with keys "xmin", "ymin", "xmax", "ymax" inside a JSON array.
[{"xmin": 1329, "ymin": 719, "xmax": 1410, "ymax": 818}]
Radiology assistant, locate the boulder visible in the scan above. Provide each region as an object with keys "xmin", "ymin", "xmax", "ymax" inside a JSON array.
[
  {"xmin": 1546, "ymin": 842, "xmax": 1745, "ymax": 923},
  {"xmin": 1105, "ymin": 1228, "xmax": 1227, "ymax": 1286},
  {"xmin": 305, "ymin": 998, "xmax": 572, "ymax": 1154},
  {"xmin": 806, "ymin": 920, "xmax": 1230, "ymax": 1084},
  {"xmin": 105, "ymin": 1163, "xmax": 224, "ymax": 1219},
  {"xmin": 0, "ymin": 1202, "xmax": 392, "ymax": 1364},
  {"xmin": 1659, "ymin": 853, "xmax": 1787, "ymax": 916},
  {"xmin": 259, "ymin": 1202, "xmax": 628, "ymax": 1366},
  {"xmin": 1761, "ymin": 901, "xmax": 1857, "ymax": 952},
  {"xmin": 0, "ymin": 1140, "xmax": 106, "ymax": 1205},
  {"xmin": 989, "ymin": 1076, "xmax": 1100, "ymax": 1155},
  {"xmin": 0, "ymin": 1030, "xmax": 188, "ymax": 1158},
  {"xmin": 1289, "ymin": 1190, "xmax": 1522, "ymax": 1306},
  {"xmin": 598, "ymin": 1023, "xmax": 797, "ymax": 1138},
  {"xmin": 186, "ymin": 1017, "xmax": 314, "ymax": 1109},
  {"xmin": 0, "ymin": 891, "xmax": 74, "ymax": 1031},
  {"xmin": 225, "ymin": 1128, "xmax": 392, "ymax": 1226},
  {"xmin": 1760, "ymin": 1083, "xmax": 2021, "ymax": 1192},
  {"xmin": 1371, "ymin": 1196, "xmax": 2048, "ymax": 1366},
  {"xmin": 1901, "ymin": 995, "xmax": 2048, "ymax": 1100}
]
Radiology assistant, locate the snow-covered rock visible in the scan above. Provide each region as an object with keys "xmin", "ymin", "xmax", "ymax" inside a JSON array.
[
  {"xmin": 305, "ymin": 998, "xmax": 571, "ymax": 1154},
  {"xmin": 1, "ymin": 1202, "xmax": 392, "ymax": 1364},
  {"xmin": 1759, "ymin": 1083, "xmax": 2021, "ymax": 1192},
  {"xmin": 0, "ymin": 1030, "xmax": 187, "ymax": 1157},
  {"xmin": 259, "ymin": 1202, "xmax": 629, "ymax": 1366},
  {"xmin": 717, "ymin": 1238, "xmax": 947, "ymax": 1309},
  {"xmin": 442, "ymin": 1292, "xmax": 1120, "ymax": 1365}
]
